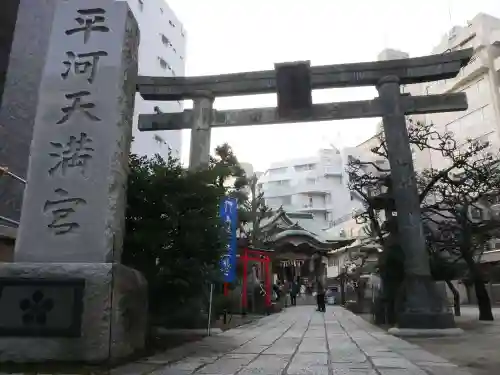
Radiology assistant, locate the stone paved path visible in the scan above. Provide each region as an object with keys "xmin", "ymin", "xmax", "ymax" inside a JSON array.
[{"xmin": 114, "ymin": 306, "xmax": 472, "ymax": 375}]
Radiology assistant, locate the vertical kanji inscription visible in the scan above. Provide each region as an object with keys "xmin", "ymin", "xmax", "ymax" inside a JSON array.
[{"xmin": 65, "ymin": 8, "xmax": 110, "ymax": 44}]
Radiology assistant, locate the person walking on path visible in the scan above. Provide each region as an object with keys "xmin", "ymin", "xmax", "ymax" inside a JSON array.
[
  {"xmin": 290, "ymin": 280, "xmax": 300, "ymax": 306},
  {"xmin": 281, "ymin": 280, "xmax": 290, "ymax": 307},
  {"xmin": 315, "ymin": 279, "xmax": 326, "ymax": 312},
  {"xmin": 272, "ymin": 282, "xmax": 281, "ymax": 302}
]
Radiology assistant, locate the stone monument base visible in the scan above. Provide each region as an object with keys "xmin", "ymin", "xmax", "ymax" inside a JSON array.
[
  {"xmin": 388, "ymin": 327, "xmax": 464, "ymax": 337},
  {"xmin": 398, "ymin": 310, "xmax": 456, "ymax": 329},
  {"xmin": 0, "ymin": 263, "xmax": 148, "ymax": 363},
  {"xmin": 396, "ymin": 276, "xmax": 457, "ymax": 330}
]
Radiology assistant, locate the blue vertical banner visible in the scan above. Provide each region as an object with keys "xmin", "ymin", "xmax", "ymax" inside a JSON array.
[{"xmin": 219, "ymin": 197, "xmax": 238, "ymax": 282}]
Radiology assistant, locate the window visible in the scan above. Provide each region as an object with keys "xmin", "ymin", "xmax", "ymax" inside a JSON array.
[
  {"xmin": 470, "ymin": 207, "xmax": 482, "ymax": 221},
  {"xmin": 269, "ymin": 167, "xmax": 287, "ymax": 175},
  {"xmin": 308, "ymin": 196, "xmax": 313, "ymax": 206},
  {"xmin": 411, "ymin": 148, "xmax": 417, "ymax": 162},
  {"xmin": 137, "ymin": 0, "xmax": 144, "ymax": 11},
  {"xmin": 306, "ymin": 178, "xmax": 316, "ymax": 185},
  {"xmin": 281, "ymin": 196, "xmax": 292, "ymax": 205},
  {"xmin": 157, "ymin": 57, "xmax": 172, "ymax": 72},
  {"xmin": 482, "ymin": 105, "xmax": 494, "ymax": 125},
  {"xmin": 153, "ymin": 134, "xmax": 166, "ymax": 146},
  {"xmin": 161, "ymin": 34, "xmax": 172, "ymax": 48},
  {"xmin": 269, "ymin": 180, "xmax": 290, "ymax": 187},
  {"xmin": 158, "ymin": 57, "xmax": 168, "ymax": 70},
  {"xmin": 294, "ymin": 164, "xmax": 316, "ymax": 172}
]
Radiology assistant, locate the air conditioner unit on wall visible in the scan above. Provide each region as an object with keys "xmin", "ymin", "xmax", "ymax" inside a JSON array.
[
  {"xmin": 489, "ymin": 239, "xmax": 500, "ymax": 250},
  {"xmin": 469, "ymin": 205, "xmax": 490, "ymax": 222},
  {"xmin": 490, "ymin": 204, "xmax": 500, "ymax": 221}
]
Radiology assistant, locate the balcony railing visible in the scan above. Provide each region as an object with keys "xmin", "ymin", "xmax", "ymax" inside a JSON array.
[
  {"xmin": 426, "ymin": 54, "xmax": 487, "ymax": 96},
  {"xmin": 331, "ymin": 208, "xmax": 365, "ymax": 227},
  {"xmin": 296, "ymin": 203, "xmax": 330, "ymax": 212},
  {"xmin": 459, "ymin": 54, "xmax": 487, "ymax": 83},
  {"xmin": 324, "ymin": 166, "xmax": 342, "ymax": 176},
  {"xmin": 261, "ymin": 185, "xmax": 292, "ymax": 197},
  {"xmin": 294, "ymin": 182, "xmax": 330, "ymax": 195}
]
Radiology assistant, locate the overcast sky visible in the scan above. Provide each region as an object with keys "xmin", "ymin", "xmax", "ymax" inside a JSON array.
[{"xmin": 166, "ymin": 0, "xmax": 500, "ymax": 172}]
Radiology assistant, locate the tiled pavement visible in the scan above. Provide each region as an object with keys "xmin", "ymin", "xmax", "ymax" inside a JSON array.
[{"xmin": 113, "ymin": 306, "xmax": 472, "ymax": 375}]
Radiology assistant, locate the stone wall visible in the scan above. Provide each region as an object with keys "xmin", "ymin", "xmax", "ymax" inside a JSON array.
[
  {"xmin": 442, "ymin": 280, "xmax": 500, "ymax": 306},
  {"xmin": 441, "ymin": 280, "xmax": 469, "ymax": 304},
  {"xmin": 466, "ymin": 283, "xmax": 500, "ymax": 306}
]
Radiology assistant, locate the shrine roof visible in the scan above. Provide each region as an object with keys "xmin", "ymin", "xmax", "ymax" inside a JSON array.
[
  {"xmin": 328, "ymin": 235, "xmax": 383, "ymax": 256},
  {"xmin": 259, "ymin": 207, "xmax": 296, "ymax": 228},
  {"xmin": 259, "ymin": 207, "xmax": 355, "ymax": 250}
]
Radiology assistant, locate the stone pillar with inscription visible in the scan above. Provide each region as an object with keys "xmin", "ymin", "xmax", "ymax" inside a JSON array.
[{"xmin": 0, "ymin": 0, "xmax": 147, "ymax": 363}]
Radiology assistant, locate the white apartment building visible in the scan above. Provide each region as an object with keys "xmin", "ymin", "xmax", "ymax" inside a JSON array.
[
  {"xmin": 406, "ymin": 13, "xmax": 500, "ymax": 171},
  {"xmin": 325, "ymin": 136, "xmax": 384, "ymax": 240},
  {"xmin": 258, "ymin": 148, "xmax": 353, "ymax": 230},
  {"xmin": 126, "ymin": 0, "xmax": 186, "ymax": 160}
]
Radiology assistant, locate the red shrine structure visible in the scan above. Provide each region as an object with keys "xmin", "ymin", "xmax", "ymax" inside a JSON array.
[{"xmin": 231, "ymin": 208, "xmax": 354, "ymax": 310}]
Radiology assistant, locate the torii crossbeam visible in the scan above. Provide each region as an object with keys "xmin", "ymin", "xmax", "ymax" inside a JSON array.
[
  {"xmin": 137, "ymin": 48, "xmax": 472, "ymax": 99},
  {"xmin": 138, "ymin": 93, "xmax": 467, "ymax": 131}
]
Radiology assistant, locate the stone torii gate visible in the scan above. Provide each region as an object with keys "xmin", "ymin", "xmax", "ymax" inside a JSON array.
[{"xmin": 137, "ymin": 49, "xmax": 473, "ymax": 331}]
